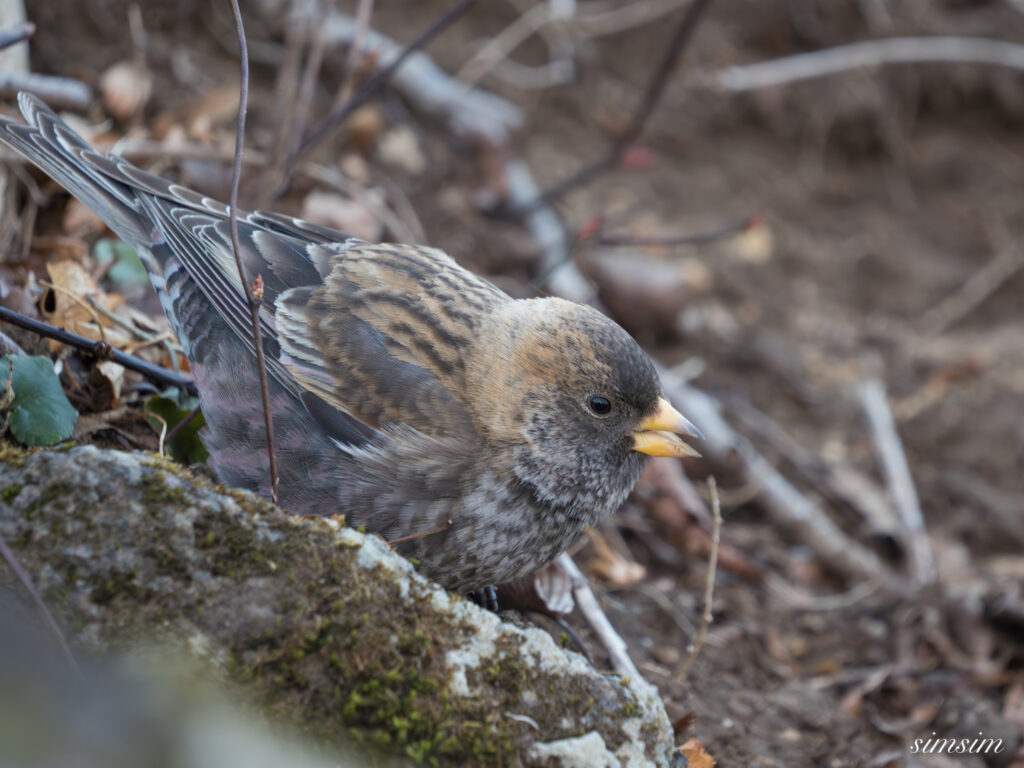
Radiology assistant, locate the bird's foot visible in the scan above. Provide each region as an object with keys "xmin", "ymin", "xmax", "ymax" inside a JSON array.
[{"xmin": 467, "ymin": 584, "xmax": 500, "ymax": 612}]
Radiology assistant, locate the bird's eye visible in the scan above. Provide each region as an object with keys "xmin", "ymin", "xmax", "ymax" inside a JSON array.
[{"xmin": 587, "ymin": 396, "xmax": 612, "ymax": 416}]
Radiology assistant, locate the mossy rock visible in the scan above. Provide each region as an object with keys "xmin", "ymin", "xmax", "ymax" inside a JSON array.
[{"xmin": 0, "ymin": 444, "xmax": 674, "ymax": 767}]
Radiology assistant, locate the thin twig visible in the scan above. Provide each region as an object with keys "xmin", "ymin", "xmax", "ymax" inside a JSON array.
[
  {"xmin": 281, "ymin": 0, "xmax": 330, "ymax": 184},
  {"xmin": 675, "ymin": 475, "xmax": 720, "ymax": 680},
  {"xmin": 596, "ymin": 216, "xmax": 759, "ymax": 248},
  {"xmin": 229, "ymin": 0, "xmax": 279, "ymax": 504},
  {"xmin": 455, "ymin": 2, "xmax": 552, "ymax": 87},
  {"xmin": 0, "ymin": 20, "xmax": 34, "ymax": 51},
  {"xmin": 0, "ymin": 306, "xmax": 196, "ymax": 394},
  {"xmin": 658, "ymin": 366, "xmax": 901, "ymax": 592},
  {"xmin": 703, "ymin": 36, "xmax": 1024, "ymax": 93},
  {"xmin": 917, "ymin": 246, "xmax": 1024, "ymax": 336},
  {"xmin": 557, "ymin": 552, "xmax": 643, "ymax": 681},
  {"xmin": 572, "ymin": 0, "xmax": 689, "ymax": 38},
  {"xmin": 295, "ymin": 0, "xmax": 479, "ymax": 164},
  {"xmin": 332, "ymin": 0, "xmax": 375, "ymax": 108},
  {"xmin": 858, "ymin": 377, "xmax": 935, "ymax": 587},
  {"xmin": 0, "ymin": 534, "xmax": 82, "ymax": 679},
  {"xmin": 522, "ymin": 0, "xmax": 715, "ymax": 213}
]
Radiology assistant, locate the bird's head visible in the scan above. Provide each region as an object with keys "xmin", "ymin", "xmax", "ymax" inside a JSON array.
[{"xmin": 467, "ymin": 298, "xmax": 702, "ymax": 520}]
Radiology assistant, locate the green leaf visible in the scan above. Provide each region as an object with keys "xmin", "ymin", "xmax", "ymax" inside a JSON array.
[
  {"xmin": 0, "ymin": 355, "xmax": 78, "ymax": 446},
  {"xmin": 144, "ymin": 387, "xmax": 208, "ymax": 464},
  {"xmin": 94, "ymin": 238, "xmax": 149, "ymax": 286}
]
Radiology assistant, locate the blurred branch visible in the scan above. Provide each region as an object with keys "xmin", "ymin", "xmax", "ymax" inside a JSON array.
[
  {"xmin": 0, "ymin": 534, "xmax": 81, "ymax": 679},
  {"xmin": 520, "ymin": 0, "xmax": 715, "ymax": 213},
  {"xmin": 917, "ymin": 246, "xmax": 1024, "ymax": 336},
  {"xmin": 0, "ymin": 306, "xmax": 197, "ymax": 394},
  {"xmin": 456, "ymin": 2, "xmax": 570, "ymax": 89},
  {"xmin": 0, "ymin": 20, "xmax": 33, "ymax": 51},
  {"xmin": 704, "ymin": 36, "xmax": 1024, "ymax": 92},
  {"xmin": 858, "ymin": 378, "xmax": 935, "ymax": 587},
  {"xmin": 0, "ymin": 71, "xmax": 91, "ymax": 111},
  {"xmin": 597, "ymin": 216, "xmax": 760, "ymax": 248},
  {"xmin": 228, "ymin": 0, "xmax": 279, "ymax": 504},
  {"xmin": 572, "ymin": 0, "xmax": 690, "ymax": 37},
  {"xmin": 504, "ymin": 157, "xmax": 595, "ymax": 304},
  {"xmin": 332, "ymin": 0, "xmax": 375, "ymax": 108},
  {"xmin": 659, "ymin": 368, "xmax": 903, "ymax": 592},
  {"xmin": 294, "ymin": 0, "xmax": 482, "ymax": 162}
]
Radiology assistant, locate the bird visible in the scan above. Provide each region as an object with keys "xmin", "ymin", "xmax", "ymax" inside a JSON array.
[{"xmin": 0, "ymin": 93, "xmax": 702, "ymax": 594}]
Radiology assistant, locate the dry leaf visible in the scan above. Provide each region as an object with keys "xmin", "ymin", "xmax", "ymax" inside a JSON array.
[
  {"xmin": 99, "ymin": 60, "xmax": 153, "ymax": 121},
  {"xmin": 42, "ymin": 260, "xmax": 126, "ymax": 349},
  {"xmin": 62, "ymin": 199, "xmax": 106, "ymax": 238},
  {"xmin": 732, "ymin": 220, "xmax": 774, "ymax": 263},
  {"xmin": 678, "ymin": 737, "xmax": 715, "ymax": 768},
  {"xmin": 378, "ymin": 125, "xmax": 426, "ymax": 174},
  {"xmin": 95, "ymin": 360, "xmax": 125, "ymax": 402},
  {"xmin": 345, "ymin": 104, "xmax": 385, "ymax": 152},
  {"xmin": 182, "ymin": 85, "xmax": 240, "ymax": 141},
  {"xmin": 301, "ymin": 191, "xmax": 383, "ymax": 243}
]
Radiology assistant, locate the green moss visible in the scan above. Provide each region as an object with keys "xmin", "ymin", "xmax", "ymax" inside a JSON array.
[{"xmin": 0, "ymin": 483, "xmax": 22, "ymax": 502}]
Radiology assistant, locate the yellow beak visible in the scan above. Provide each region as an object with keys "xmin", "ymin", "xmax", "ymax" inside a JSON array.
[{"xmin": 632, "ymin": 396, "xmax": 703, "ymax": 458}]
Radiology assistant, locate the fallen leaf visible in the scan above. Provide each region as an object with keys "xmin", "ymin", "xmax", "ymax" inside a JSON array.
[
  {"xmin": 42, "ymin": 260, "xmax": 128, "ymax": 349},
  {"xmin": 678, "ymin": 737, "xmax": 715, "ymax": 768},
  {"xmin": 732, "ymin": 219, "xmax": 774, "ymax": 263},
  {"xmin": 346, "ymin": 104, "xmax": 385, "ymax": 152},
  {"xmin": 62, "ymin": 198, "xmax": 106, "ymax": 238},
  {"xmin": 301, "ymin": 191, "xmax": 383, "ymax": 243},
  {"xmin": 99, "ymin": 60, "xmax": 153, "ymax": 121},
  {"xmin": 377, "ymin": 125, "xmax": 426, "ymax": 174}
]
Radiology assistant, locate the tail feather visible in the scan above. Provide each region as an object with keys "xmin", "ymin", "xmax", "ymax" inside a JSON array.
[{"xmin": 0, "ymin": 94, "xmax": 154, "ymax": 252}]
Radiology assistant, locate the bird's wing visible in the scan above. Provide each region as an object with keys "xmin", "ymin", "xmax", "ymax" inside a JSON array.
[
  {"xmin": 0, "ymin": 94, "xmax": 493, "ymax": 441},
  {"xmin": 275, "ymin": 241, "xmax": 506, "ymax": 435}
]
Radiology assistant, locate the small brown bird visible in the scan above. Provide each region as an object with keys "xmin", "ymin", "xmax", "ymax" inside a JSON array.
[{"xmin": 0, "ymin": 94, "xmax": 701, "ymax": 593}]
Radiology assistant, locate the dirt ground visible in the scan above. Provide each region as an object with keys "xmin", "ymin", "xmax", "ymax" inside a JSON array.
[{"xmin": 9, "ymin": 0, "xmax": 1024, "ymax": 765}]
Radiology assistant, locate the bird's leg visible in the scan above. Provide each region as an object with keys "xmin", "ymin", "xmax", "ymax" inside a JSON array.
[{"xmin": 467, "ymin": 584, "xmax": 500, "ymax": 612}]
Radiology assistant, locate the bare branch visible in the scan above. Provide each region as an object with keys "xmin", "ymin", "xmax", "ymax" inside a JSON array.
[
  {"xmin": 0, "ymin": 71, "xmax": 91, "ymax": 111},
  {"xmin": 858, "ymin": 378, "xmax": 935, "ymax": 587},
  {"xmin": 917, "ymin": 246, "xmax": 1024, "ymax": 336},
  {"xmin": 332, "ymin": 0, "xmax": 375, "ymax": 108},
  {"xmin": 705, "ymin": 36, "xmax": 1024, "ymax": 93},
  {"xmin": 0, "ymin": 20, "xmax": 33, "ymax": 51},
  {"xmin": 228, "ymin": 0, "xmax": 279, "ymax": 504},
  {"xmin": 522, "ymin": 0, "xmax": 715, "ymax": 213},
  {"xmin": 557, "ymin": 552, "xmax": 644, "ymax": 681},
  {"xmin": 0, "ymin": 306, "xmax": 196, "ymax": 394},
  {"xmin": 295, "ymin": 0, "xmax": 481, "ymax": 163},
  {"xmin": 597, "ymin": 216, "xmax": 759, "ymax": 248},
  {"xmin": 0, "ymin": 534, "xmax": 81, "ymax": 679}
]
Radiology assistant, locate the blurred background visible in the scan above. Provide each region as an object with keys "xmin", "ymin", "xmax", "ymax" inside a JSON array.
[{"xmin": 2, "ymin": 0, "xmax": 1023, "ymax": 765}]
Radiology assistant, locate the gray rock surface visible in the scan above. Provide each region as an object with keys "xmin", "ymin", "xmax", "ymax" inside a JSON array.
[{"xmin": 0, "ymin": 445, "xmax": 674, "ymax": 766}]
